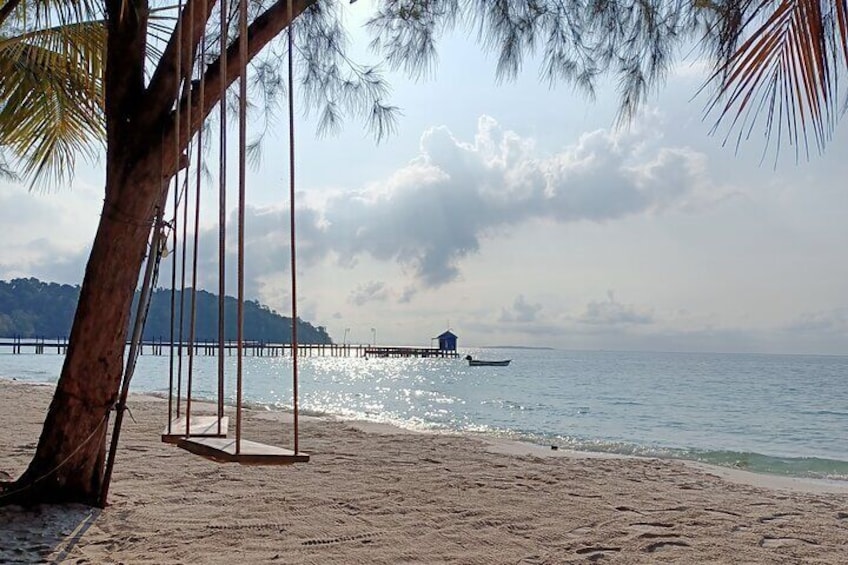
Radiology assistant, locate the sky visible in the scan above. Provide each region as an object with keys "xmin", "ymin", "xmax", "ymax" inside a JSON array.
[{"xmin": 3, "ymin": 2, "xmax": 848, "ymax": 354}]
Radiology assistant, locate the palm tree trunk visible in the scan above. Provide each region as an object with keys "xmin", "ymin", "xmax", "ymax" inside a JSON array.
[
  {"xmin": 4, "ymin": 160, "xmax": 162, "ymax": 505},
  {"xmin": 0, "ymin": 0, "xmax": 308, "ymax": 508}
]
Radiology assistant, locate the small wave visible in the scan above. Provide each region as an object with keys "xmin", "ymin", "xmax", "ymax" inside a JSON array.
[
  {"xmin": 798, "ymin": 409, "xmax": 848, "ymax": 418},
  {"xmin": 0, "ymin": 376, "xmax": 55, "ymax": 387},
  {"xmin": 468, "ymin": 429, "xmax": 848, "ymax": 481},
  {"xmin": 481, "ymin": 398, "xmax": 539, "ymax": 411},
  {"xmin": 684, "ymin": 449, "xmax": 848, "ymax": 481}
]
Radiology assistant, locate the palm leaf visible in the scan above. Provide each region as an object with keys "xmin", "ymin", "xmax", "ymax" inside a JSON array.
[
  {"xmin": 0, "ymin": 0, "xmax": 102, "ymax": 29},
  {"xmin": 705, "ymin": 0, "xmax": 848, "ymax": 158},
  {"xmin": 0, "ymin": 18, "xmax": 105, "ymax": 186}
]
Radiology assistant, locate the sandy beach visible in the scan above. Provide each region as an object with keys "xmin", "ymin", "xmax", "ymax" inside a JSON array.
[{"xmin": 2, "ymin": 380, "xmax": 847, "ymax": 564}]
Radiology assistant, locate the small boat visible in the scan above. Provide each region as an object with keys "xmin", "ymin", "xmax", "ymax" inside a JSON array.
[{"xmin": 465, "ymin": 355, "xmax": 511, "ymax": 367}]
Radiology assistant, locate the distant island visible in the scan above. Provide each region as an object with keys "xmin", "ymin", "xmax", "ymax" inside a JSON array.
[{"xmin": 0, "ymin": 278, "xmax": 332, "ymax": 344}]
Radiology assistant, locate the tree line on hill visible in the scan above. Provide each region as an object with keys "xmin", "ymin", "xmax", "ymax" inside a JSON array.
[{"xmin": 0, "ymin": 278, "xmax": 332, "ymax": 344}]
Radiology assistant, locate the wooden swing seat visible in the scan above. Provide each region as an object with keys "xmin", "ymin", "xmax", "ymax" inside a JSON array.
[
  {"xmin": 176, "ymin": 436, "xmax": 309, "ymax": 465},
  {"xmin": 159, "ymin": 12, "xmax": 307, "ymax": 471},
  {"xmin": 161, "ymin": 416, "xmax": 229, "ymax": 444}
]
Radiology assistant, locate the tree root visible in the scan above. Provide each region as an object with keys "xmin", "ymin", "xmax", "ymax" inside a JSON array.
[{"xmin": 0, "ymin": 475, "xmax": 101, "ymax": 508}]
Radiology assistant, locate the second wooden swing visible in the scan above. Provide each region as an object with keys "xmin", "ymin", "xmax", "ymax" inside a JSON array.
[{"xmin": 162, "ymin": 0, "xmax": 307, "ymax": 465}]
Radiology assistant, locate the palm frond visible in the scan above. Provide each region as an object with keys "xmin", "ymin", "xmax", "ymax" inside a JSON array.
[
  {"xmin": 704, "ymin": 0, "xmax": 848, "ymax": 158},
  {"xmin": 0, "ymin": 18, "xmax": 105, "ymax": 187},
  {"xmin": 0, "ymin": 0, "xmax": 103, "ymax": 30}
]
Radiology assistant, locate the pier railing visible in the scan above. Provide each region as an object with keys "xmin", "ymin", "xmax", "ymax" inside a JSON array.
[{"xmin": 0, "ymin": 337, "xmax": 459, "ymax": 358}]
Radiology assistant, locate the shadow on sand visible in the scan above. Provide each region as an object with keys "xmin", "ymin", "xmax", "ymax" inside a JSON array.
[{"xmin": 0, "ymin": 503, "xmax": 101, "ymax": 563}]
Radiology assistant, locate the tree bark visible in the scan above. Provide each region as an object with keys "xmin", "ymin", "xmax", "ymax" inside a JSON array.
[
  {"xmin": 0, "ymin": 0, "xmax": 314, "ymax": 507},
  {"xmin": 0, "ymin": 0, "xmax": 161, "ymax": 506},
  {"xmin": 3, "ymin": 165, "xmax": 162, "ymax": 505}
]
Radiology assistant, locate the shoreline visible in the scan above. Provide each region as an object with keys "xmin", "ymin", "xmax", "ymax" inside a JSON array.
[
  {"xmin": 4, "ymin": 377, "xmax": 848, "ymax": 494},
  {"xmin": 160, "ymin": 383, "xmax": 848, "ymax": 491},
  {"xmin": 482, "ymin": 435, "xmax": 848, "ymax": 494},
  {"xmin": 2, "ymin": 380, "xmax": 848, "ymax": 563},
  {"xmin": 4, "ymin": 377, "xmax": 848, "ymax": 499}
]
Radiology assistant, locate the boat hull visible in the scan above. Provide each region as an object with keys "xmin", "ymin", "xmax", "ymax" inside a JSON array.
[{"xmin": 467, "ymin": 359, "xmax": 511, "ymax": 367}]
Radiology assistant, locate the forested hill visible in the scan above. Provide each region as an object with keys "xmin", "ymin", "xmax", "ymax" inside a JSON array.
[{"xmin": 0, "ymin": 278, "xmax": 333, "ymax": 344}]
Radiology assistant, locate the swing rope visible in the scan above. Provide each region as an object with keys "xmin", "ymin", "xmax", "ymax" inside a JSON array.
[
  {"xmin": 166, "ymin": 0, "xmax": 307, "ymax": 465},
  {"xmin": 287, "ymin": 0, "xmax": 300, "ymax": 455},
  {"xmin": 235, "ymin": 0, "xmax": 248, "ymax": 454},
  {"xmin": 176, "ymin": 11, "xmax": 200, "ymax": 438},
  {"xmin": 169, "ymin": 0, "xmax": 186, "ymax": 433},
  {"xmin": 216, "ymin": 0, "xmax": 229, "ymax": 434},
  {"xmin": 168, "ymin": 139, "xmax": 178, "ymax": 429},
  {"xmin": 192, "ymin": 16, "xmax": 210, "ymax": 435}
]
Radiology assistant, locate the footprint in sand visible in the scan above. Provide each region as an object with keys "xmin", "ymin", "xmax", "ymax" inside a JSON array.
[
  {"xmin": 758, "ymin": 512, "xmax": 800, "ymax": 524},
  {"xmin": 628, "ymin": 522, "xmax": 674, "ymax": 533},
  {"xmin": 760, "ymin": 536, "xmax": 818, "ymax": 548},
  {"xmin": 575, "ymin": 546, "xmax": 622, "ymax": 560},
  {"xmin": 643, "ymin": 540, "xmax": 691, "ymax": 552}
]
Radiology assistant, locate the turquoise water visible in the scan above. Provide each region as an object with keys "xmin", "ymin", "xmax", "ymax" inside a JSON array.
[{"xmin": 2, "ymin": 348, "xmax": 847, "ymax": 480}]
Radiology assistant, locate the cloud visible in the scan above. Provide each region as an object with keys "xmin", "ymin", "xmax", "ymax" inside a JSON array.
[
  {"xmin": 348, "ymin": 280, "xmax": 389, "ymax": 306},
  {"xmin": 399, "ymin": 285, "xmax": 417, "ymax": 303},
  {"xmin": 181, "ymin": 115, "xmax": 719, "ymax": 309},
  {"xmin": 500, "ymin": 295, "xmax": 543, "ymax": 323},
  {"xmin": 785, "ymin": 308, "xmax": 848, "ymax": 334},
  {"xmin": 303, "ymin": 115, "xmax": 722, "ymax": 289},
  {"xmin": 133, "ymin": 116, "xmax": 727, "ymax": 309},
  {"xmin": 2, "ymin": 115, "xmax": 726, "ymax": 315},
  {"xmin": 159, "ymin": 204, "xmax": 322, "ymax": 308},
  {"xmin": 0, "ymin": 237, "xmax": 88, "ymax": 281},
  {"xmin": 0, "ymin": 181, "xmax": 99, "ymax": 284},
  {"xmin": 467, "ymin": 296, "xmax": 848, "ymax": 355},
  {"xmin": 578, "ymin": 291, "xmax": 654, "ymax": 326}
]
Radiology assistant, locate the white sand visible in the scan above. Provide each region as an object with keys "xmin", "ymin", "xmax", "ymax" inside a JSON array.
[{"xmin": 2, "ymin": 381, "xmax": 847, "ymax": 564}]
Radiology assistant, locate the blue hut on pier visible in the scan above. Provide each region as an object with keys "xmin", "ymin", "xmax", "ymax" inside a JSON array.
[{"xmin": 436, "ymin": 330, "xmax": 458, "ymax": 352}]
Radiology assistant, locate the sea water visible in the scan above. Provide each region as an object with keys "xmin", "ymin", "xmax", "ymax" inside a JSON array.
[{"xmin": 2, "ymin": 348, "xmax": 847, "ymax": 481}]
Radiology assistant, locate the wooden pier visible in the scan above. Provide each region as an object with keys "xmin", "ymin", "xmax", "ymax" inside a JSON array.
[
  {"xmin": 0, "ymin": 336, "xmax": 68, "ymax": 355},
  {"xmin": 0, "ymin": 337, "xmax": 459, "ymax": 359},
  {"xmin": 363, "ymin": 346, "xmax": 458, "ymax": 358}
]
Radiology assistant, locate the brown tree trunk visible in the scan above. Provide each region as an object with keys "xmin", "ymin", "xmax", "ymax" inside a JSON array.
[
  {"xmin": 0, "ymin": 0, "xmax": 161, "ymax": 505},
  {"xmin": 0, "ymin": 0, "xmax": 310, "ymax": 507},
  {"xmin": 2, "ymin": 160, "xmax": 163, "ymax": 505}
]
